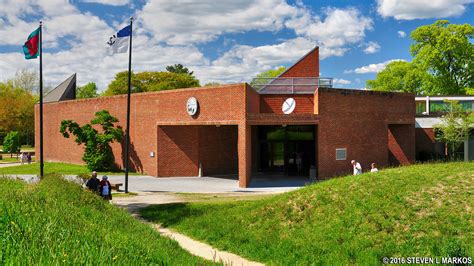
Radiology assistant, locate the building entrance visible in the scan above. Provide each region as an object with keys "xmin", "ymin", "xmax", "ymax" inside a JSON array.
[{"xmin": 258, "ymin": 125, "xmax": 315, "ymax": 176}]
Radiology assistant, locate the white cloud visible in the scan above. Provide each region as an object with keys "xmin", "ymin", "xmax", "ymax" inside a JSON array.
[
  {"xmin": 377, "ymin": 0, "xmax": 474, "ymax": 20},
  {"xmin": 289, "ymin": 7, "xmax": 373, "ymax": 58},
  {"xmin": 333, "ymin": 78, "xmax": 351, "ymax": 86},
  {"xmin": 347, "ymin": 59, "xmax": 405, "ymax": 74},
  {"xmin": 363, "ymin": 41, "xmax": 381, "ymax": 54},
  {"xmin": 80, "ymin": 0, "xmax": 129, "ymax": 6},
  {"xmin": 397, "ymin": 30, "xmax": 406, "ymax": 38},
  {"xmin": 137, "ymin": 0, "xmax": 303, "ymax": 45}
]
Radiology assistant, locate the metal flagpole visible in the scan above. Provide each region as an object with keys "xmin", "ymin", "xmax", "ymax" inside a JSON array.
[
  {"xmin": 124, "ymin": 17, "xmax": 133, "ymax": 193},
  {"xmin": 39, "ymin": 21, "xmax": 44, "ymax": 178}
]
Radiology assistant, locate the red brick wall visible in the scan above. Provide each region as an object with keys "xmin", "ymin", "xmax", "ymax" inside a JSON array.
[
  {"xmin": 388, "ymin": 124, "xmax": 415, "ymax": 166},
  {"xmin": 316, "ymin": 88, "xmax": 415, "ymax": 178},
  {"xmin": 415, "ymin": 128, "xmax": 436, "ymax": 153},
  {"xmin": 260, "ymin": 94, "xmax": 314, "ymax": 114},
  {"xmin": 157, "ymin": 126, "xmax": 199, "ymax": 176},
  {"xmin": 198, "ymin": 125, "xmax": 238, "ymax": 175},
  {"xmin": 35, "ymin": 84, "xmax": 247, "ymax": 177},
  {"xmin": 280, "ymin": 47, "xmax": 319, "ymax": 78}
]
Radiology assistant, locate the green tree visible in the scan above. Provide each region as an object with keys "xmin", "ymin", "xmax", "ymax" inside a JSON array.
[
  {"xmin": 3, "ymin": 131, "xmax": 21, "ymax": 158},
  {"xmin": 103, "ymin": 71, "xmax": 200, "ymax": 96},
  {"xmin": 366, "ymin": 61, "xmax": 432, "ymax": 94},
  {"xmin": 434, "ymin": 101, "xmax": 474, "ymax": 159},
  {"xmin": 250, "ymin": 66, "xmax": 287, "ymax": 88},
  {"xmin": 77, "ymin": 82, "xmax": 98, "ymax": 99},
  {"xmin": 60, "ymin": 110, "xmax": 123, "ymax": 171},
  {"xmin": 166, "ymin": 64, "xmax": 194, "ymax": 76},
  {"xmin": 0, "ymin": 82, "xmax": 36, "ymax": 145},
  {"xmin": 410, "ymin": 20, "xmax": 473, "ymax": 95},
  {"xmin": 204, "ymin": 82, "xmax": 221, "ymax": 87}
]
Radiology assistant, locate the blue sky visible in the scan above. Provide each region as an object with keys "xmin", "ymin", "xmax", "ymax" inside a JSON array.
[{"xmin": 0, "ymin": 0, "xmax": 473, "ymax": 91}]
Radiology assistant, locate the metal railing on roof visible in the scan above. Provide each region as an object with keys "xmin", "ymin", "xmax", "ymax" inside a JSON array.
[{"xmin": 250, "ymin": 77, "xmax": 333, "ymax": 94}]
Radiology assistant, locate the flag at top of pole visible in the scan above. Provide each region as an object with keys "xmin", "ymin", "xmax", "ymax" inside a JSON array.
[
  {"xmin": 23, "ymin": 27, "xmax": 40, "ymax": 59},
  {"xmin": 107, "ymin": 24, "xmax": 131, "ymax": 54}
]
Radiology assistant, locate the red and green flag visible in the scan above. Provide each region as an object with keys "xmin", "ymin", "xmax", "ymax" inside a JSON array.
[{"xmin": 23, "ymin": 28, "xmax": 40, "ymax": 60}]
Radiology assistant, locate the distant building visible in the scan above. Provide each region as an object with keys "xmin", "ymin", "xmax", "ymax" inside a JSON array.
[
  {"xmin": 415, "ymin": 96, "xmax": 474, "ymax": 161},
  {"xmin": 36, "ymin": 47, "xmax": 415, "ymax": 187}
]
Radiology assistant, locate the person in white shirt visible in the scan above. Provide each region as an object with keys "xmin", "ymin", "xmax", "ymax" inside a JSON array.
[
  {"xmin": 351, "ymin": 160, "xmax": 362, "ymax": 175},
  {"xmin": 370, "ymin": 163, "xmax": 379, "ymax": 173}
]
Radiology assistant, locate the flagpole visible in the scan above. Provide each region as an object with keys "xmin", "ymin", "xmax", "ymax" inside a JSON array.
[
  {"xmin": 124, "ymin": 17, "xmax": 133, "ymax": 193},
  {"xmin": 39, "ymin": 21, "xmax": 44, "ymax": 179}
]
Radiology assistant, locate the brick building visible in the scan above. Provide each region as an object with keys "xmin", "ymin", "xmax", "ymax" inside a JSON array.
[{"xmin": 35, "ymin": 47, "xmax": 416, "ymax": 187}]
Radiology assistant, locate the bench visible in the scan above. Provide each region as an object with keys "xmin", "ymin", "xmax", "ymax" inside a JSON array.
[{"xmin": 110, "ymin": 183, "xmax": 123, "ymax": 191}]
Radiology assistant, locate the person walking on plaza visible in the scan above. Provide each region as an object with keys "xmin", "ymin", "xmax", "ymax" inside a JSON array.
[
  {"xmin": 99, "ymin": 175, "xmax": 112, "ymax": 200},
  {"xmin": 351, "ymin": 160, "xmax": 362, "ymax": 175},
  {"xmin": 370, "ymin": 163, "xmax": 379, "ymax": 173},
  {"xmin": 86, "ymin": 171, "xmax": 100, "ymax": 194},
  {"xmin": 27, "ymin": 153, "xmax": 32, "ymax": 164},
  {"xmin": 19, "ymin": 152, "xmax": 25, "ymax": 165}
]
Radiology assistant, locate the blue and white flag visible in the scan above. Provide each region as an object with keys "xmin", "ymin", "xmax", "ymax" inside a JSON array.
[{"xmin": 107, "ymin": 25, "xmax": 131, "ymax": 54}]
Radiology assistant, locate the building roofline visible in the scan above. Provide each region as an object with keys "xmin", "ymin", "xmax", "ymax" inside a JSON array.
[{"xmin": 274, "ymin": 46, "xmax": 319, "ymax": 78}]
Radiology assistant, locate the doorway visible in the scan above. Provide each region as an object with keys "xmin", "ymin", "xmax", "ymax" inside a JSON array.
[{"xmin": 257, "ymin": 125, "xmax": 315, "ymax": 176}]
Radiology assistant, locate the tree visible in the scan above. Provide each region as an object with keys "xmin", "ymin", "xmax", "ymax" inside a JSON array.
[
  {"xmin": 410, "ymin": 20, "xmax": 473, "ymax": 95},
  {"xmin": 434, "ymin": 101, "xmax": 474, "ymax": 159},
  {"xmin": 3, "ymin": 131, "xmax": 21, "ymax": 158},
  {"xmin": 204, "ymin": 82, "xmax": 221, "ymax": 87},
  {"xmin": 366, "ymin": 61, "xmax": 432, "ymax": 94},
  {"xmin": 0, "ymin": 82, "xmax": 36, "ymax": 145},
  {"xmin": 367, "ymin": 21, "xmax": 473, "ymax": 95},
  {"xmin": 103, "ymin": 71, "xmax": 200, "ymax": 96},
  {"xmin": 166, "ymin": 64, "xmax": 194, "ymax": 76},
  {"xmin": 77, "ymin": 82, "xmax": 98, "ymax": 99},
  {"xmin": 60, "ymin": 110, "xmax": 123, "ymax": 171},
  {"xmin": 8, "ymin": 69, "xmax": 38, "ymax": 94},
  {"xmin": 249, "ymin": 66, "xmax": 287, "ymax": 89}
]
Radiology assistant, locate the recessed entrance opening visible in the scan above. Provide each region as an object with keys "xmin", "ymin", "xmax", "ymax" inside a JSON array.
[{"xmin": 254, "ymin": 125, "xmax": 316, "ymax": 177}]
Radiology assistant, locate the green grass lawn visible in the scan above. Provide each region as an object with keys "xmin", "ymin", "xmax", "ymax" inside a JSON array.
[
  {"xmin": 0, "ymin": 162, "xmax": 141, "ymax": 176},
  {"xmin": 141, "ymin": 162, "xmax": 474, "ymax": 265},
  {"xmin": 0, "ymin": 175, "xmax": 210, "ymax": 264},
  {"xmin": 0, "ymin": 145, "xmax": 35, "ymax": 153}
]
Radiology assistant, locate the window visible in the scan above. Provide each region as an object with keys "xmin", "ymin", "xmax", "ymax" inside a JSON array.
[
  {"xmin": 416, "ymin": 101, "xmax": 426, "ymax": 114},
  {"xmin": 336, "ymin": 148, "xmax": 347, "ymax": 161}
]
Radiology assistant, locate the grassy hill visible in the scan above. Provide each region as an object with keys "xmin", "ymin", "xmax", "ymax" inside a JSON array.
[
  {"xmin": 141, "ymin": 162, "xmax": 474, "ymax": 265},
  {"xmin": 0, "ymin": 175, "xmax": 207, "ymax": 264},
  {"xmin": 0, "ymin": 162, "xmax": 141, "ymax": 176}
]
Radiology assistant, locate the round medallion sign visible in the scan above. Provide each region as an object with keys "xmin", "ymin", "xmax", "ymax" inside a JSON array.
[
  {"xmin": 282, "ymin": 98, "xmax": 296, "ymax": 114},
  {"xmin": 186, "ymin": 97, "xmax": 198, "ymax": 116}
]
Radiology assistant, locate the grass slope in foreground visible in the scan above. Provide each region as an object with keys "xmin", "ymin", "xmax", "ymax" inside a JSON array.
[
  {"xmin": 0, "ymin": 162, "xmax": 140, "ymax": 176},
  {"xmin": 0, "ymin": 175, "xmax": 208, "ymax": 264},
  {"xmin": 142, "ymin": 162, "xmax": 474, "ymax": 265}
]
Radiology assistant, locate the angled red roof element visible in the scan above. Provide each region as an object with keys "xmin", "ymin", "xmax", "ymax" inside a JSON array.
[{"xmin": 279, "ymin": 46, "xmax": 319, "ymax": 78}]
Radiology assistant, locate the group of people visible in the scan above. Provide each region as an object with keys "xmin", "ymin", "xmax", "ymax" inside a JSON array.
[
  {"xmin": 85, "ymin": 171, "xmax": 113, "ymax": 200},
  {"xmin": 351, "ymin": 160, "xmax": 379, "ymax": 175},
  {"xmin": 19, "ymin": 152, "xmax": 32, "ymax": 165}
]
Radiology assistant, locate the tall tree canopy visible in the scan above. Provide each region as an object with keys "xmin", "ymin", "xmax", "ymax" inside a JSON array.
[
  {"xmin": 8, "ymin": 69, "xmax": 38, "ymax": 94},
  {"xmin": 368, "ymin": 20, "xmax": 473, "ymax": 95},
  {"xmin": 250, "ymin": 66, "xmax": 287, "ymax": 87},
  {"xmin": 0, "ymin": 82, "xmax": 36, "ymax": 145},
  {"xmin": 366, "ymin": 61, "xmax": 432, "ymax": 93},
  {"xmin": 77, "ymin": 82, "xmax": 98, "ymax": 99},
  {"xmin": 103, "ymin": 71, "xmax": 200, "ymax": 96},
  {"xmin": 166, "ymin": 64, "xmax": 194, "ymax": 76}
]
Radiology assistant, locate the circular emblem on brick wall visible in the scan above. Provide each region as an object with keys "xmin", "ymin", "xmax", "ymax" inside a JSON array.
[
  {"xmin": 282, "ymin": 98, "xmax": 296, "ymax": 114},
  {"xmin": 186, "ymin": 97, "xmax": 199, "ymax": 116}
]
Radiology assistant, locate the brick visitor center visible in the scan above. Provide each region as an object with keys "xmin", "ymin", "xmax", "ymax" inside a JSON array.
[{"xmin": 35, "ymin": 47, "xmax": 417, "ymax": 187}]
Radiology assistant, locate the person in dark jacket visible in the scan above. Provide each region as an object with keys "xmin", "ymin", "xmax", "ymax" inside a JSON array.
[
  {"xmin": 85, "ymin": 171, "xmax": 100, "ymax": 194},
  {"xmin": 99, "ymin": 175, "xmax": 112, "ymax": 200}
]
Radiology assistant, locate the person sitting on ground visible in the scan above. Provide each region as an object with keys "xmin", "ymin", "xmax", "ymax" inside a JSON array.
[
  {"xmin": 99, "ymin": 175, "xmax": 112, "ymax": 200},
  {"xmin": 370, "ymin": 163, "xmax": 379, "ymax": 173},
  {"xmin": 85, "ymin": 171, "xmax": 100, "ymax": 194},
  {"xmin": 351, "ymin": 160, "xmax": 362, "ymax": 175}
]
